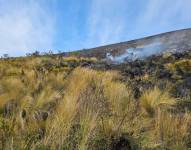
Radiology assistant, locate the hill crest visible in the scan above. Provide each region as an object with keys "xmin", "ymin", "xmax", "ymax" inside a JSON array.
[{"xmin": 63, "ymin": 28, "xmax": 191, "ymax": 63}]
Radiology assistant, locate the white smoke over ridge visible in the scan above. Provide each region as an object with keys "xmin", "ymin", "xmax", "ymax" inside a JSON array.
[
  {"xmin": 106, "ymin": 41, "xmax": 166, "ymax": 63},
  {"xmin": 106, "ymin": 28, "xmax": 191, "ymax": 64}
]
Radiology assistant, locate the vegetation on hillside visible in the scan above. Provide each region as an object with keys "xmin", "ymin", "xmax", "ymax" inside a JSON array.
[{"xmin": 0, "ymin": 51, "xmax": 191, "ymax": 150}]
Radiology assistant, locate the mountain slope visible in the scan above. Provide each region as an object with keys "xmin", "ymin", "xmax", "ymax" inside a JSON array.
[
  {"xmin": 64, "ymin": 28, "xmax": 191, "ymax": 61},
  {"xmin": 0, "ymin": 29, "xmax": 191, "ymax": 150}
]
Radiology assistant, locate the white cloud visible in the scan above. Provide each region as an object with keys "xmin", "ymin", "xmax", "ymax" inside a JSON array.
[
  {"xmin": 86, "ymin": 0, "xmax": 129, "ymax": 47},
  {"xmin": 0, "ymin": 0, "xmax": 190, "ymax": 56},
  {"xmin": 0, "ymin": 0, "xmax": 55, "ymax": 57},
  {"xmin": 132, "ymin": 0, "xmax": 191, "ymax": 37},
  {"xmin": 86, "ymin": 0, "xmax": 191, "ymax": 48}
]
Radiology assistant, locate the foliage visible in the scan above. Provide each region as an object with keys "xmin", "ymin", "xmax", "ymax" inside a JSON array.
[
  {"xmin": 0, "ymin": 54, "xmax": 190, "ymax": 150},
  {"xmin": 140, "ymin": 87, "xmax": 176, "ymax": 116}
]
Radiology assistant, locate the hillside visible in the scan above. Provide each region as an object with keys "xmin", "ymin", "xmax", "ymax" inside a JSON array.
[
  {"xmin": 64, "ymin": 28, "xmax": 191, "ymax": 60},
  {"xmin": 0, "ymin": 29, "xmax": 191, "ymax": 150}
]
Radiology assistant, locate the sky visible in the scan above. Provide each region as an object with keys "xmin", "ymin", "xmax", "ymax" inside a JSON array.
[{"xmin": 0, "ymin": 0, "xmax": 191, "ymax": 57}]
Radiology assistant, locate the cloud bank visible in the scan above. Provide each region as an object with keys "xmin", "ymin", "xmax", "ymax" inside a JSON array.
[
  {"xmin": 0, "ymin": 0, "xmax": 191, "ymax": 56},
  {"xmin": 0, "ymin": 0, "xmax": 55, "ymax": 56},
  {"xmin": 86, "ymin": 0, "xmax": 191, "ymax": 48},
  {"xmin": 86, "ymin": 0, "xmax": 128, "ymax": 47}
]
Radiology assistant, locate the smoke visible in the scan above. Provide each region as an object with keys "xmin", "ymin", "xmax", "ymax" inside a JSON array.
[
  {"xmin": 106, "ymin": 41, "xmax": 166, "ymax": 63},
  {"xmin": 134, "ymin": 42, "xmax": 166, "ymax": 58},
  {"xmin": 106, "ymin": 28, "xmax": 191, "ymax": 64}
]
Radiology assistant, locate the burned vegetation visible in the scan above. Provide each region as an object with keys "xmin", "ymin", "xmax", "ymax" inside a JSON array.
[{"xmin": 0, "ymin": 48, "xmax": 191, "ymax": 150}]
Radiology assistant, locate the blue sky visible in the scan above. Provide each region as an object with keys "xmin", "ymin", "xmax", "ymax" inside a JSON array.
[{"xmin": 0, "ymin": 0, "xmax": 191, "ymax": 56}]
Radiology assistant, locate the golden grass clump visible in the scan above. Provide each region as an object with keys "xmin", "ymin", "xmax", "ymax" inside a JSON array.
[
  {"xmin": 64, "ymin": 56, "xmax": 79, "ymax": 61},
  {"xmin": 0, "ymin": 78, "xmax": 25, "ymax": 111},
  {"xmin": 165, "ymin": 59, "xmax": 191, "ymax": 75},
  {"xmin": 155, "ymin": 110, "xmax": 191, "ymax": 149},
  {"xmin": 140, "ymin": 87, "xmax": 176, "ymax": 116},
  {"xmin": 44, "ymin": 67, "xmax": 137, "ymax": 149}
]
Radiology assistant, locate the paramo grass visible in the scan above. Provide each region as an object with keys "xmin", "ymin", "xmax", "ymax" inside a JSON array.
[{"xmin": 0, "ymin": 55, "xmax": 190, "ymax": 150}]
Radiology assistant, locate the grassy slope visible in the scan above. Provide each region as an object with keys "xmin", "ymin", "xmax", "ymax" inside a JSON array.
[{"xmin": 0, "ymin": 51, "xmax": 191, "ymax": 150}]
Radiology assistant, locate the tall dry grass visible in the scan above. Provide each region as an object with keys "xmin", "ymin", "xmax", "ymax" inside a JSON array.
[
  {"xmin": 140, "ymin": 87, "xmax": 176, "ymax": 116},
  {"xmin": 155, "ymin": 110, "xmax": 191, "ymax": 149},
  {"xmin": 43, "ymin": 67, "xmax": 138, "ymax": 149},
  {"xmin": 0, "ymin": 56, "xmax": 191, "ymax": 150}
]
